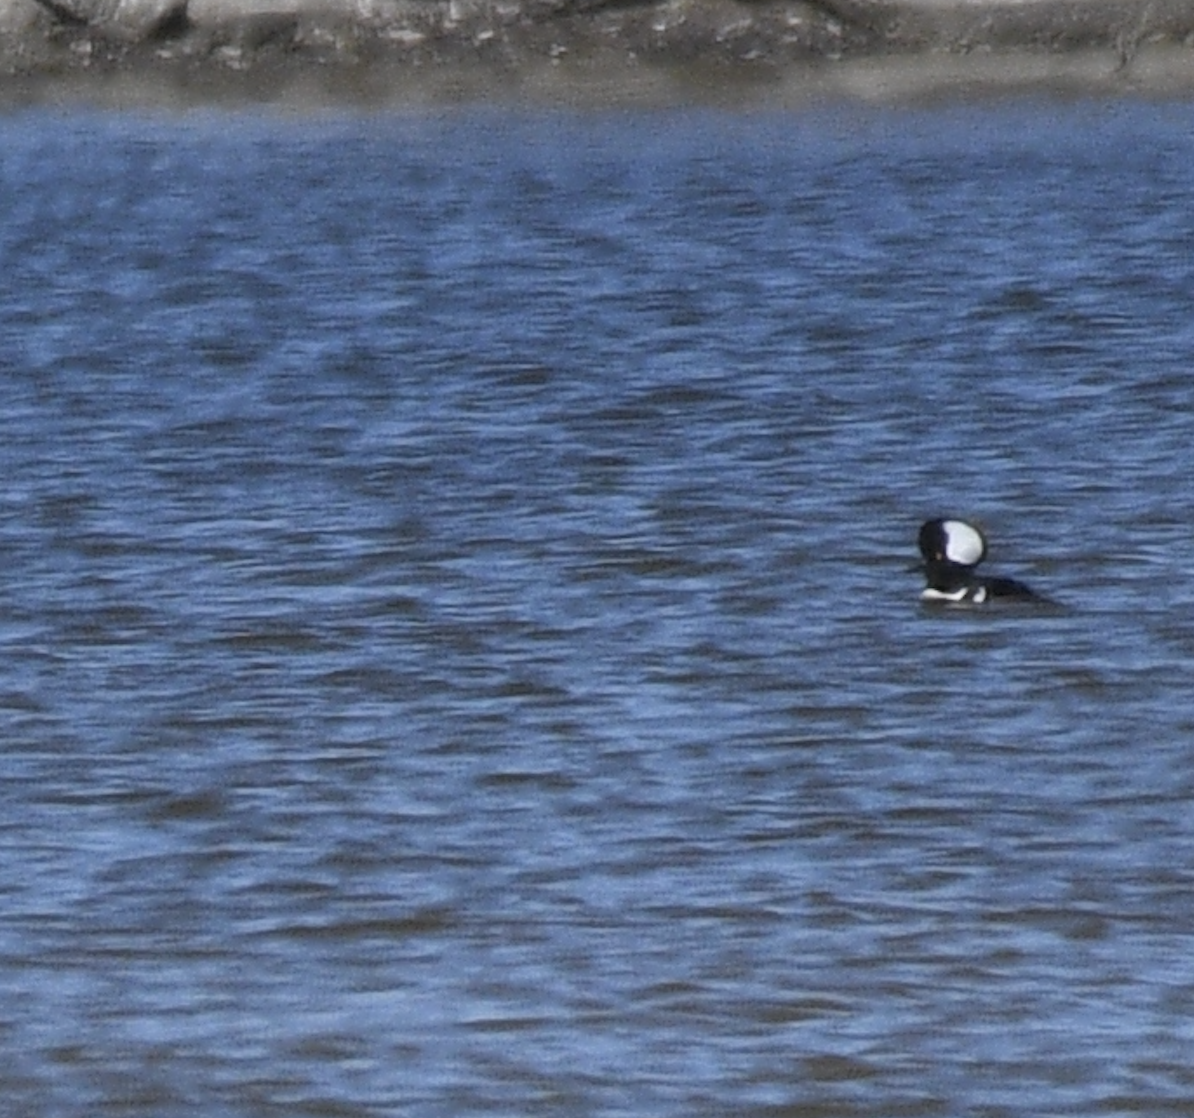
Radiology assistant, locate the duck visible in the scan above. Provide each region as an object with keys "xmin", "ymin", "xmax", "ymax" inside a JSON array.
[{"xmin": 916, "ymin": 518, "xmax": 1040, "ymax": 604}]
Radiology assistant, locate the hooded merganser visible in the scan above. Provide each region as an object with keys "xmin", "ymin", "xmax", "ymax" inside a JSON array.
[{"xmin": 916, "ymin": 518, "xmax": 1039, "ymax": 604}]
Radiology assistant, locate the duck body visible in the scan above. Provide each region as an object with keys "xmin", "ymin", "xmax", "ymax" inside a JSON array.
[{"xmin": 917, "ymin": 518, "xmax": 1040, "ymax": 605}]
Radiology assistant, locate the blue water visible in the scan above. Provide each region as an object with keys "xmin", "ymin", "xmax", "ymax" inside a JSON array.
[{"xmin": 3, "ymin": 100, "xmax": 1194, "ymax": 1116}]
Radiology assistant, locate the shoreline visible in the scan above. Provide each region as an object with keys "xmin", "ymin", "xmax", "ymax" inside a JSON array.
[
  {"xmin": 2, "ymin": 0, "xmax": 1194, "ymax": 110},
  {"xmin": 5, "ymin": 46, "xmax": 1194, "ymax": 113}
]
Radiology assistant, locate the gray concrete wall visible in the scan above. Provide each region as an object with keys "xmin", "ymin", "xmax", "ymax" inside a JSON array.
[{"xmin": 1, "ymin": 0, "xmax": 1192, "ymax": 102}]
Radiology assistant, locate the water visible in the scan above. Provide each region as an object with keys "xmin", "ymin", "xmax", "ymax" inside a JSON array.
[{"xmin": 2, "ymin": 99, "xmax": 1194, "ymax": 1116}]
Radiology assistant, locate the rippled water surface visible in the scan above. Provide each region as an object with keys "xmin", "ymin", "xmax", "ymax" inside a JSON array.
[{"xmin": 3, "ymin": 100, "xmax": 1194, "ymax": 1116}]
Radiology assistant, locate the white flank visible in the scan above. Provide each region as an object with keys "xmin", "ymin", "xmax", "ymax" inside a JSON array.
[{"xmin": 921, "ymin": 586, "xmax": 970, "ymax": 602}]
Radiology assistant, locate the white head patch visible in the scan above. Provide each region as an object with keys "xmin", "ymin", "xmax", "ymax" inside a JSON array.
[{"xmin": 942, "ymin": 520, "xmax": 986, "ymax": 567}]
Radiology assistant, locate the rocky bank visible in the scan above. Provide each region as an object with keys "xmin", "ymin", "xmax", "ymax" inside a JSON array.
[{"xmin": 2, "ymin": 0, "xmax": 1194, "ymax": 105}]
